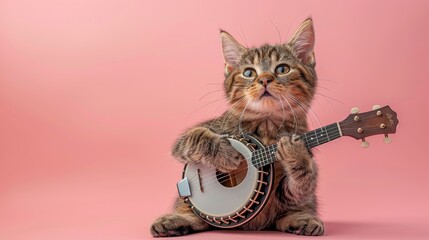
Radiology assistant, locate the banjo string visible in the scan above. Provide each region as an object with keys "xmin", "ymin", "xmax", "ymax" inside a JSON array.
[
  {"xmin": 187, "ymin": 119, "xmax": 385, "ymax": 187},
  {"xmin": 189, "ymin": 112, "xmax": 388, "ymax": 183},
  {"xmin": 188, "ymin": 130, "xmax": 340, "ymax": 186}
]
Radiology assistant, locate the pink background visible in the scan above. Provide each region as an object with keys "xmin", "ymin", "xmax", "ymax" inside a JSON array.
[{"xmin": 1, "ymin": 0, "xmax": 429, "ymax": 239}]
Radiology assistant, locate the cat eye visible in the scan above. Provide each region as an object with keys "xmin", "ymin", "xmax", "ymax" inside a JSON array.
[
  {"xmin": 243, "ymin": 68, "xmax": 257, "ymax": 79},
  {"xmin": 275, "ymin": 64, "xmax": 290, "ymax": 75}
]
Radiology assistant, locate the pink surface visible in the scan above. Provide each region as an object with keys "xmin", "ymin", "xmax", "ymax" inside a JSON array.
[{"xmin": 1, "ymin": 0, "xmax": 429, "ymax": 239}]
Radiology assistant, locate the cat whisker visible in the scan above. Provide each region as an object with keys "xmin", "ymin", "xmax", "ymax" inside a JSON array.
[
  {"xmin": 269, "ymin": 17, "xmax": 282, "ymax": 44},
  {"xmin": 317, "ymin": 78, "xmax": 338, "ymax": 84},
  {"xmin": 237, "ymin": 23, "xmax": 249, "ymax": 48},
  {"xmin": 281, "ymin": 95, "xmax": 298, "ymax": 134},
  {"xmin": 315, "ymin": 91, "xmax": 344, "ymax": 104},
  {"xmin": 185, "ymin": 97, "xmax": 229, "ymax": 118},
  {"xmin": 285, "ymin": 94, "xmax": 322, "ymax": 129},
  {"xmin": 238, "ymin": 99, "xmax": 251, "ymax": 135},
  {"xmin": 198, "ymin": 89, "xmax": 225, "ymax": 101},
  {"xmin": 276, "ymin": 96, "xmax": 287, "ymax": 135},
  {"xmin": 215, "ymin": 96, "xmax": 246, "ymax": 131},
  {"xmin": 285, "ymin": 15, "xmax": 298, "ymax": 40},
  {"xmin": 316, "ymin": 85, "xmax": 330, "ymax": 91}
]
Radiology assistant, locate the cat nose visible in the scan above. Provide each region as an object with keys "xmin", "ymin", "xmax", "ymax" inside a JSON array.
[{"xmin": 258, "ymin": 76, "xmax": 274, "ymax": 87}]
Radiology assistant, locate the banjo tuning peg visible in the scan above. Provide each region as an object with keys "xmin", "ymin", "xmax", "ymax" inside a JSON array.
[
  {"xmin": 361, "ymin": 139, "xmax": 369, "ymax": 148},
  {"xmin": 383, "ymin": 134, "xmax": 392, "ymax": 144},
  {"xmin": 372, "ymin": 104, "xmax": 381, "ymax": 110},
  {"xmin": 351, "ymin": 107, "xmax": 360, "ymax": 114}
]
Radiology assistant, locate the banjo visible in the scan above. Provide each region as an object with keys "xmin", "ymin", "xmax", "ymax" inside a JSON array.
[{"xmin": 177, "ymin": 105, "xmax": 398, "ymax": 228}]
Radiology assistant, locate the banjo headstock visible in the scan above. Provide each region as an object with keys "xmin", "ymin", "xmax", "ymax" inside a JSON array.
[{"xmin": 339, "ymin": 105, "xmax": 398, "ymax": 148}]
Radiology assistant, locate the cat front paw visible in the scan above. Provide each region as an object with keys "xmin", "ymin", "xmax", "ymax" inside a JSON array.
[
  {"xmin": 212, "ymin": 137, "xmax": 244, "ymax": 173},
  {"xmin": 276, "ymin": 134, "xmax": 311, "ymax": 164},
  {"xmin": 150, "ymin": 214, "xmax": 193, "ymax": 237}
]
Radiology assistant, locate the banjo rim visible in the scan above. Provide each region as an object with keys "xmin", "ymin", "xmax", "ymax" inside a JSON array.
[{"xmin": 180, "ymin": 134, "xmax": 274, "ymax": 228}]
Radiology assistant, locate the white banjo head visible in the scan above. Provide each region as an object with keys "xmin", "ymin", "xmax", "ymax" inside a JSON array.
[{"xmin": 177, "ymin": 135, "xmax": 274, "ymax": 228}]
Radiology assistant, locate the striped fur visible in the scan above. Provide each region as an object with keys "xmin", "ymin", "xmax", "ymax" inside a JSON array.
[{"xmin": 151, "ymin": 18, "xmax": 324, "ymax": 237}]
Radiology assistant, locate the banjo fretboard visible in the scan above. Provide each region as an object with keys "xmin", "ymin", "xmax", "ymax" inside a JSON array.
[{"xmin": 250, "ymin": 123, "xmax": 342, "ymax": 168}]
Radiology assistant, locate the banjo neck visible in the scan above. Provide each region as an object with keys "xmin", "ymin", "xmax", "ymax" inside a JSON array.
[
  {"xmin": 251, "ymin": 122, "xmax": 342, "ymax": 168},
  {"xmin": 251, "ymin": 105, "xmax": 399, "ymax": 168}
]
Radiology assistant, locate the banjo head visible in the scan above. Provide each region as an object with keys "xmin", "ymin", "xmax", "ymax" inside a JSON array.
[{"xmin": 178, "ymin": 135, "xmax": 274, "ymax": 228}]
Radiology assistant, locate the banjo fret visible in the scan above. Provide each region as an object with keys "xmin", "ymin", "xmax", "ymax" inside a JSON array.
[{"xmin": 250, "ymin": 123, "xmax": 342, "ymax": 167}]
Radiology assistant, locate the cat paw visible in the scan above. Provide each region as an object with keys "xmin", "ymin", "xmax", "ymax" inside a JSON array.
[
  {"xmin": 276, "ymin": 215, "xmax": 324, "ymax": 236},
  {"xmin": 212, "ymin": 137, "xmax": 245, "ymax": 173},
  {"xmin": 276, "ymin": 135, "xmax": 311, "ymax": 163},
  {"xmin": 150, "ymin": 214, "xmax": 193, "ymax": 237}
]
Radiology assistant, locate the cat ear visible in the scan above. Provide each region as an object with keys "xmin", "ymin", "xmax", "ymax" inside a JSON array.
[
  {"xmin": 220, "ymin": 30, "xmax": 246, "ymax": 73},
  {"xmin": 288, "ymin": 18, "xmax": 315, "ymax": 66}
]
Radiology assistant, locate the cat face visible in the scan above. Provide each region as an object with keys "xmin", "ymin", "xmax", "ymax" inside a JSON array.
[{"xmin": 221, "ymin": 18, "xmax": 317, "ymax": 118}]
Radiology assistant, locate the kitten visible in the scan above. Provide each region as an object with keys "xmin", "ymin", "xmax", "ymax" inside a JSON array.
[{"xmin": 150, "ymin": 18, "xmax": 323, "ymax": 237}]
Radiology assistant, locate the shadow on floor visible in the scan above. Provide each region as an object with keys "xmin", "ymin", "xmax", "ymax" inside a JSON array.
[{"xmin": 202, "ymin": 221, "xmax": 429, "ymax": 239}]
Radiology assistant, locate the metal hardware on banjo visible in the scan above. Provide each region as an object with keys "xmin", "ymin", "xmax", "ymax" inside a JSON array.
[{"xmin": 177, "ymin": 105, "xmax": 398, "ymax": 228}]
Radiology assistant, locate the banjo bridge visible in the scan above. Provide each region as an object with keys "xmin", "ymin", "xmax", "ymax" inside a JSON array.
[{"xmin": 197, "ymin": 168, "xmax": 204, "ymax": 192}]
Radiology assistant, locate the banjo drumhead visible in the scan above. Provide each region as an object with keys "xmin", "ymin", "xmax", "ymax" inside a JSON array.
[{"xmin": 185, "ymin": 138, "xmax": 258, "ymax": 217}]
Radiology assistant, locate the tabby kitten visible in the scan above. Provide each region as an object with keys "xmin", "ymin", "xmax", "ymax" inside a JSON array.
[{"xmin": 150, "ymin": 18, "xmax": 324, "ymax": 237}]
